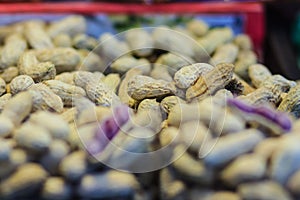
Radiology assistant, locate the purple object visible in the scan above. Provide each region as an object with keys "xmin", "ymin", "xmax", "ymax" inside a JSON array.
[
  {"xmin": 228, "ymin": 98, "xmax": 292, "ymax": 131},
  {"xmin": 87, "ymin": 104, "xmax": 130, "ymax": 155}
]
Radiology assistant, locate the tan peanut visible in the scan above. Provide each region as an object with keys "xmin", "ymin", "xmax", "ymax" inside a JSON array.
[
  {"xmin": 0, "ymin": 66, "xmax": 19, "ymax": 83},
  {"xmin": 77, "ymin": 49, "xmax": 105, "ymax": 72},
  {"xmin": 18, "ymin": 51, "xmax": 56, "ymax": 82},
  {"xmin": 209, "ymin": 43, "xmax": 238, "ymax": 65},
  {"xmin": 72, "ymin": 33, "xmax": 97, "ymax": 50},
  {"xmin": 241, "ymin": 75, "xmax": 296, "ymax": 106},
  {"xmin": 179, "ymin": 120, "xmax": 212, "ymax": 153},
  {"xmin": 220, "ymin": 154, "xmax": 266, "ymax": 186},
  {"xmin": 234, "ymin": 50, "xmax": 257, "ymax": 80},
  {"xmin": 174, "ymin": 63, "xmax": 213, "ymax": 89},
  {"xmin": 98, "ymin": 33, "xmax": 130, "ymax": 62},
  {"xmin": 24, "ymin": 21, "xmax": 54, "ymax": 49},
  {"xmin": 2, "ymin": 91, "xmax": 32, "ymax": 126},
  {"xmin": 278, "ymin": 85, "xmax": 300, "ymax": 117},
  {"xmin": 156, "ymin": 53, "xmax": 195, "ymax": 76},
  {"xmin": 187, "ymin": 19, "xmax": 209, "ymax": 37},
  {"xmin": 0, "ymin": 34, "xmax": 27, "ymax": 69},
  {"xmin": 85, "ymin": 80, "xmax": 120, "ymax": 107},
  {"xmin": 200, "ymin": 129, "xmax": 264, "ymax": 167},
  {"xmin": 0, "ymin": 93, "xmax": 11, "ymax": 111},
  {"xmin": 43, "ymin": 80, "xmax": 86, "ymax": 106},
  {"xmin": 150, "ymin": 63, "xmax": 173, "ymax": 82},
  {"xmin": 171, "ymin": 145, "xmax": 214, "ymax": 185},
  {"xmin": 41, "ymin": 177, "xmax": 71, "ymax": 200},
  {"xmin": 125, "ymin": 28, "xmax": 154, "ymax": 57},
  {"xmin": 186, "ymin": 63, "xmax": 234, "ymax": 101},
  {"xmin": 47, "ymin": 15, "xmax": 86, "ymax": 38},
  {"xmin": 59, "ymin": 150, "xmax": 87, "ymax": 181},
  {"xmin": 29, "ymin": 111, "xmax": 70, "ymax": 140},
  {"xmin": 152, "ymin": 26, "xmax": 195, "ymax": 58},
  {"xmin": 0, "ymin": 115, "xmax": 14, "ymax": 137},
  {"xmin": 238, "ymin": 87, "xmax": 277, "ymax": 106},
  {"xmin": 118, "ymin": 68, "xmax": 142, "ymax": 107},
  {"xmin": 138, "ymin": 98, "xmax": 161, "ymax": 113},
  {"xmin": 0, "ymin": 77, "xmax": 6, "ymax": 96},
  {"xmin": 198, "ymin": 27, "xmax": 233, "ymax": 55},
  {"xmin": 10, "ymin": 75, "xmax": 34, "ymax": 95},
  {"xmin": 110, "ymin": 56, "xmax": 140, "ymax": 74},
  {"xmin": 160, "ymin": 168, "xmax": 186, "ymax": 200},
  {"xmin": 160, "ymin": 96, "xmax": 185, "ymax": 114},
  {"xmin": 0, "ymin": 163, "xmax": 48, "ymax": 198},
  {"xmin": 60, "ymin": 107, "xmax": 77, "ymax": 123},
  {"xmin": 73, "ymin": 71, "xmax": 103, "ymax": 89},
  {"xmin": 53, "ymin": 33, "xmax": 72, "ymax": 47},
  {"xmin": 127, "ymin": 75, "xmax": 176, "ymax": 101},
  {"xmin": 238, "ymin": 181, "xmax": 292, "ymax": 200},
  {"xmin": 102, "ymin": 73, "xmax": 120, "ymax": 93},
  {"xmin": 248, "ymin": 64, "xmax": 272, "ymax": 88},
  {"xmin": 29, "ymin": 83, "xmax": 64, "ymax": 113},
  {"xmin": 14, "ymin": 122, "xmax": 52, "ymax": 152},
  {"xmin": 234, "ymin": 34, "xmax": 253, "ymax": 50},
  {"xmin": 55, "ymin": 72, "xmax": 75, "ymax": 85},
  {"xmin": 34, "ymin": 47, "xmax": 81, "ymax": 73}
]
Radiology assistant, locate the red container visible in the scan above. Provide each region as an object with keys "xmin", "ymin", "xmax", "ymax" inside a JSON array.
[{"xmin": 0, "ymin": 2, "xmax": 265, "ymax": 57}]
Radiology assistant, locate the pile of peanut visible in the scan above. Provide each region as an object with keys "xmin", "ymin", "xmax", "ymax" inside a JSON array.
[{"xmin": 0, "ymin": 15, "xmax": 300, "ymax": 200}]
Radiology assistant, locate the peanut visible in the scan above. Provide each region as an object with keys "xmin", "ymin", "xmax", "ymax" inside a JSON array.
[
  {"xmin": 125, "ymin": 28, "xmax": 154, "ymax": 57},
  {"xmin": 43, "ymin": 80, "xmax": 86, "ymax": 106},
  {"xmin": 18, "ymin": 51, "xmax": 56, "ymax": 82},
  {"xmin": 72, "ymin": 33, "xmax": 97, "ymax": 50},
  {"xmin": 0, "ymin": 66, "xmax": 19, "ymax": 83},
  {"xmin": 238, "ymin": 181, "xmax": 292, "ymax": 200},
  {"xmin": 29, "ymin": 111, "xmax": 70, "ymax": 140},
  {"xmin": 10, "ymin": 75, "xmax": 34, "ymax": 95},
  {"xmin": 53, "ymin": 33, "xmax": 72, "ymax": 47},
  {"xmin": 29, "ymin": 83, "xmax": 64, "ymax": 113},
  {"xmin": 234, "ymin": 50, "xmax": 257, "ymax": 80},
  {"xmin": 24, "ymin": 21, "xmax": 54, "ymax": 49},
  {"xmin": 102, "ymin": 73, "xmax": 120, "ymax": 93},
  {"xmin": 0, "ymin": 77, "xmax": 6, "ymax": 96},
  {"xmin": 54, "ymin": 72, "xmax": 75, "ymax": 85},
  {"xmin": 249, "ymin": 64, "xmax": 272, "ymax": 88},
  {"xmin": 156, "ymin": 53, "xmax": 195, "ymax": 76},
  {"xmin": 234, "ymin": 34, "xmax": 253, "ymax": 50},
  {"xmin": 0, "ymin": 163, "xmax": 48, "ymax": 199},
  {"xmin": 98, "ymin": 33, "xmax": 130, "ymax": 62},
  {"xmin": 186, "ymin": 63, "xmax": 234, "ymax": 101},
  {"xmin": 198, "ymin": 27, "xmax": 233, "ymax": 55},
  {"xmin": 41, "ymin": 177, "xmax": 72, "ymax": 200},
  {"xmin": 0, "ymin": 93, "xmax": 11, "ymax": 109},
  {"xmin": 2, "ymin": 91, "xmax": 32, "ymax": 126},
  {"xmin": 278, "ymin": 85, "xmax": 300, "ymax": 117},
  {"xmin": 150, "ymin": 63, "xmax": 173, "ymax": 82},
  {"xmin": 118, "ymin": 68, "xmax": 142, "ymax": 107},
  {"xmin": 14, "ymin": 122, "xmax": 52, "ymax": 152},
  {"xmin": 187, "ymin": 19, "xmax": 209, "ymax": 37},
  {"xmin": 209, "ymin": 43, "xmax": 238, "ymax": 65},
  {"xmin": 85, "ymin": 80, "xmax": 120, "ymax": 107},
  {"xmin": 47, "ymin": 15, "xmax": 86, "ymax": 38},
  {"xmin": 220, "ymin": 154, "xmax": 266, "ymax": 186},
  {"xmin": 127, "ymin": 75, "xmax": 176, "ymax": 101},
  {"xmin": 174, "ymin": 63, "xmax": 213, "ymax": 89},
  {"xmin": 199, "ymin": 129, "xmax": 264, "ymax": 167},
  {"xmin": 152, "ymin": 26, "xmax": 195, "ymax": 58},
  {"xmin": 0, "ymin": 34, "xmax": 27, "ymax": 69},
  {"xmin": 34, "ymin": 47, "xmax": 81, "ymax": 73},
  {"xmin": 78, "ymin": 49, "xmax": 105, "ymax": 72}
]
